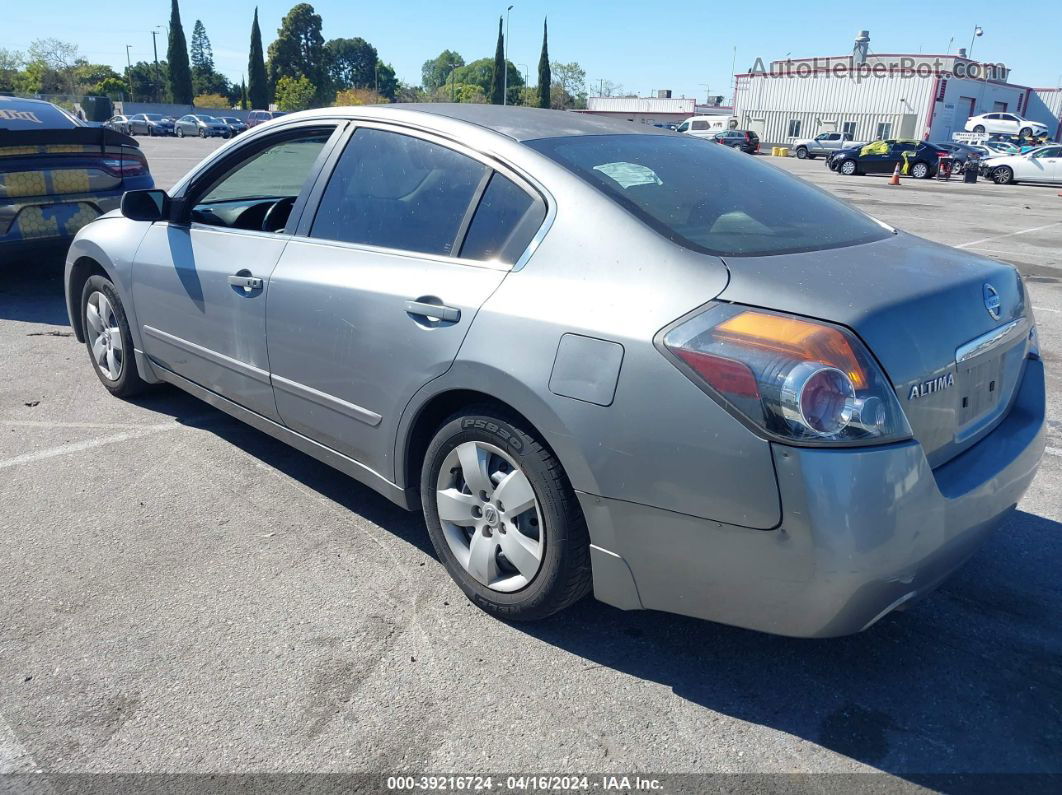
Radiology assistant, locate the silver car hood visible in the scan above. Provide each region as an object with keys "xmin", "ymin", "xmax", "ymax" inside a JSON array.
[{"xmin": 717, "ymin": 231, "xmax": 1029, "ymax": 465}]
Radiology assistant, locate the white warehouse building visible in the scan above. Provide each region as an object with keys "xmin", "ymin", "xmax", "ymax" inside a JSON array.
[{"xmin": 733, "ymin": 32, "xmax": 1062, "ymax": 145}]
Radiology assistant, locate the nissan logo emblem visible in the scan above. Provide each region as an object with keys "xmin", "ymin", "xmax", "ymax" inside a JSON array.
[{"xmin": 983, "ymin": 283, "xmax": 1002, "ymax": 320}]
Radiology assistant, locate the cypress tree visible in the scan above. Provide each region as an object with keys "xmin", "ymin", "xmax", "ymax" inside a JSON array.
[
  {"xmin": 537, "ymin": 18, "xmax": 550, "ymax": 109},
  {"xmin": 167, "ymin": 0, "xmax": 194, "ymax": 104},
  {"xmin": 489, "ymin": 17, "xmax": 504, "ymax": 105},
  {"xmin": 247, "ymin": 8, "xmax": 269, "ymax": 109}
]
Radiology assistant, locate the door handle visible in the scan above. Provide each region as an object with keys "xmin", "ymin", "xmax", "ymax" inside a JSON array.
[
  {"xmin": 405, "ymin": 300, "xmax": 460, "ymax": 323},
  {"xmin": 228, "ymin": 274, "xmax": 263, "ymax": 292}
]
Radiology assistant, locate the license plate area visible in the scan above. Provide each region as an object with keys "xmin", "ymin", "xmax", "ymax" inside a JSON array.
[{"xmin": 957, "ymin": 351, "xmax": 1004, "ymax": 426}]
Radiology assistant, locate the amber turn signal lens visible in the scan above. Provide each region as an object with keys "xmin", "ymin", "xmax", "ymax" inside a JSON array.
[{"xmin": 714, "ymin": 311, "xmax": 868, "ymax": 388}]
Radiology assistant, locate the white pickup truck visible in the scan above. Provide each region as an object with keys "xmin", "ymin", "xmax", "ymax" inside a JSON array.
[{"xmin": 792, "ymin": 132, "xmax": 865, "ymax": 159}]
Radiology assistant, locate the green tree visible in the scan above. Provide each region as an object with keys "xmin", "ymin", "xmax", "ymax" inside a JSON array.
[
  {"xmin": 0, "ymin": 49, "xmax": 23, "ymax": 92},
  {"xmin": 537, "ymin": 19, "xmax": 550, "ymax": 109},
  {"xmin": 240, "ymin": 79, "xmax": 248, "ymax": 109},
  {"xmin": 190, "ymin": 20, "xmax": 213, "ymax": 74},
  {"xmin": 93, "ymin": 76, "xmax": 129, "ymax": 99},
  {"xmin": 551, "ymin": 61, "xmax": 587, "ymax": 109},
  {"xmin": 247, "ymin": 9, "xmax": 269, "ymax": 108},
  {"xmin": 274, "ymin": 74, "xmax": 315, "ymax": 111},
  {"xmin": 421, "ymin": 50, "xmax": 464, "ymax": 91},
  {"xmin": 268, "ymin": 3, "xmax": 327, "ymax": 103},
  {"xmin": 451, "ymin": 58, "xmax": 522, "ymax": 102},
  {"xmin": 127, "ymin": 60, "xmax": 169, "ymax": 103},
  {"xmin": 325, "ymin": 37, "xmax": 377, "ymax": 92},
  {"xmin": 489, "ymin": 17, "xmax": 504, "ymax": 105},
  {"xmin": 167, "ymin": 0, "xmax": 194, "ymax": 104},
  {"xmin": 374, "ymin": 60, "xmax": 397, "ymax": 101}
]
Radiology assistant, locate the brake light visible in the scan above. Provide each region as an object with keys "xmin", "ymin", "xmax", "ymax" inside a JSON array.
[
  {"xmin": 662, "ymin": 305, "xmax": 911, "ymax": 445},
  {"xmin": 98, "ymin": 149, "xmax": 148, "ymax": 178}
]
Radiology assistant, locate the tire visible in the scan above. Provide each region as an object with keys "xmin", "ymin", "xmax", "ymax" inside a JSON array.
[
  {"xmin": 421, "ymin": 409, "xmax": 592, "ymax": 621},
  {"xmin": 81, "ymin": 275, "xmax": 147, "ymax": 398},
  {"xmin": 1019, "ymin": 127, "xmax": 1031, "ymax": 138},
  {"xmin": 176, "ymin": 126, "xmax": 185, "ymax": 138},
  {"xmin": 973, "ymin": 125, "xmax": 985, "ymax": 134},
  {"xmin": 839, "ymin": 158, "xmax": 858, "ymax": 176},
  {"xmin": 910, "ymin": 161, "xmax": 931, "ymax": 179},
  {"xmin": 198, "ymin": 128, "xmax": 207, "ymax": 138},
  {"xmin": 992, "ymin": 166, "xmax": 1014, "ymax": 185},
  {"xmin": 795, "ymin": 146, "xmax": 808, "ymax": 159}
]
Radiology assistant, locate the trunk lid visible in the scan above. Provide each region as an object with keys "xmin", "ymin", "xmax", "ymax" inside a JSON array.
[{"xmin": 718, "ymin": 231, "xmax": 1032, "ymax": 466}]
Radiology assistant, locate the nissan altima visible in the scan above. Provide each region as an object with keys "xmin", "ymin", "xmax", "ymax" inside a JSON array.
[{"xmin": 63, "ymin": 105, "xmax": 1045, "ymax": 637}]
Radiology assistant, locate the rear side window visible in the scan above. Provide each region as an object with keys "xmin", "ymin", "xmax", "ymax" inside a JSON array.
[
  {"xmin": 526, "ymin": 134, "xmax": 889, "ymax": 257},
  {"xmin": 0, "ymin": 99, "xmax": 78, "ymax": 130},
  {"xmin": 460, "ymin": 173, "xmax": 545, "ymax": 263},
  {"xmin": 310, "ymin": 128, "xmax": 488, "ymax": 256},
  {"xmin": 691, "ymin": 120, "xmax": 708, "ymax": 131}
]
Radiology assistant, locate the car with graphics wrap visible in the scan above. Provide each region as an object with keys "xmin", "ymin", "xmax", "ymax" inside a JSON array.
[{"xmin": 1, "ymin": 96, "xmax": 154, "ymax": 260}]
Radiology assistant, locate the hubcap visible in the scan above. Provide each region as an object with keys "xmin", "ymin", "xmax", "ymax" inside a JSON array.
[
  {"xmin": 86, "ymin": 291, "xmax": 123, "ymax": 381},
  {"xmin": 842, "ymin": 162, "xmax": 855, "ymax": 174},
  {"xmin": 435, "ymin": 440, "xmax": 544, "ymax": 592}
]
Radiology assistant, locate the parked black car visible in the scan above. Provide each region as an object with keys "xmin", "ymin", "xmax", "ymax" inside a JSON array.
[
  {"xmin": 931, "ymin": 141, "xmax": 982, "ymax": 170},
  {"xmin": 127, "ymin": 113, "xmax": 175, "ymax": 136},
  {"xmin": 219, "ymin": 116, "xmax": 248, "ymax": 135},
  {"xmin": 830, "ymin": 139, "xmax": 948, "ymax": 179},
  {"xmin": 711, "ymin": 129, "xmax": 760, "ymax": 154}
]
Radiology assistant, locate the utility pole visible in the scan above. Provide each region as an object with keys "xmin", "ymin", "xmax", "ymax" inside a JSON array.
[
  {"xmin": 503, "ymin": 5, "xmax": 513, "ymax": 106},
  {"xmin": 150, "ymin": 27, "xmax": 161, "ymax": 103},
  {"xmin": 125, "ymin": 45, "xmax": 133, "ymax": 102}
]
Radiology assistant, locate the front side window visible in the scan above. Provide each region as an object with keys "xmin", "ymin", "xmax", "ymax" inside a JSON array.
[
  {"xmin": 527, "ymin": 134, "xmax": 889, "ymax": 258},
  {"xmin": 191, "ymin": 130, "xmax": 332, "ymax": 231},
  {"xmin": 691, "ymin": 120, "xmax": 708, "ymax": 131},
  {"xmin": 676, "ymin": 122, "xmax": 689, "ymax": 132},
  {"xmin": 310, "ymin": 128, "xmax": 488, "ymax": 256}
]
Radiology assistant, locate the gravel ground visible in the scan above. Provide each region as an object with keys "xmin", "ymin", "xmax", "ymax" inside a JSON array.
[{"xmin": 0, "ymin": 135, "xmax": 1059, "ymax": 790}]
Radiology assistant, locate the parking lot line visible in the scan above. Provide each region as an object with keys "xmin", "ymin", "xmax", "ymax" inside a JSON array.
[
  {"xmin": 956, "ymin": 222, "xmax": 1062, "ymax": 250},
  {"xmin": 0, "ymin": 424, "xmax": 178, "ymax": 470}
]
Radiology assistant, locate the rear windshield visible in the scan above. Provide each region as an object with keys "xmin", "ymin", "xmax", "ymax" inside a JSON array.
[
  {"xmin": 0, "ymin": 99, "xmax": 79, "ymax": 130},
  {"xmin": 526, "ymin": 134, "xmax": 890, "ymax": 257}
]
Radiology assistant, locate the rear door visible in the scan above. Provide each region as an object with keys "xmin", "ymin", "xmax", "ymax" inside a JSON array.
[
  {"xmin": 266, "ymin": 124, "xmax": 547, "ymax": 478},
  {"xmin": 131, "ymin": 122, "xmax": 343, "ymax": 419}
]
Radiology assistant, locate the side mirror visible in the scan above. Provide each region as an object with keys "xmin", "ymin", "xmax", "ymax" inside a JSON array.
[{"xmin": 121, "ymin": 189, "xmax": 169, "ymax": 222}]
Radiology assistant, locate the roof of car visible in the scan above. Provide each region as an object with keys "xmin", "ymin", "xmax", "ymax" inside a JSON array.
[{"xmin": 381, "ymin": 104, "xmax": 674, "ymax": 142}]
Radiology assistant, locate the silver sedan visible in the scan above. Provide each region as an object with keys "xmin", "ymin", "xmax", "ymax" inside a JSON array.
[{"xmin": 64, "ymin": 105, "xmax": 1045, "ymax": 637}]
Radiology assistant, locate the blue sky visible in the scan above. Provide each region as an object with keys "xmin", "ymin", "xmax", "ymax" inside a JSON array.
[{"xmin": 3, "ymin": 1, "xmax": 1060, "ymax": 99}]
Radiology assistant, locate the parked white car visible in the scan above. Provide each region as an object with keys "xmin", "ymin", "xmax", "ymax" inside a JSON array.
[
  {"xmin": 676, "ymin": 116, "xmax": 733, "ymax": 138},
  {"xmin": 791, "ymin": 132, "xmax": 865, "ymax": 159},
  {"xmin": 964, "ymin": 112, "xmax": 1049, "ymax": 138},
  {"xmin": 982, "ymin": 145, "xmax": 1062, "ymax": 184}
]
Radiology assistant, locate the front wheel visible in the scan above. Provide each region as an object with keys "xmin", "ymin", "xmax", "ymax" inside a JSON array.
[
  {"xmin": 839, "ymin": 158, "xmax": 858, "ymax": 176},
  {"xmin": 795, "ymin": 146, "xmax": 808, "ymax": 159},
  {"xmin": 992, "ymin": 166, "xmax": 1015, "ymax": 185},
  {"xmin": 81, "ymin": 275, "xmax": 147, "ymax": 398},
  {"xmin": 421, "ymin": 410, "xmax": 591, "ymax": 621},
  {"xmin": 198, "ymin": 127, "xmax": 207, "ymax": 138},
  {"xmin": 1019, "ymin": 127, "xmax": 1031, "ymax": 138}
]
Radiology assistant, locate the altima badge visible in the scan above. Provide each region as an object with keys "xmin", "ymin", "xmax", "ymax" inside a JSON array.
[
  {"xmin": 983, "ymin": 283, "xmax": 1002, "ymax": 320},
  {"xmin": 909, "ymin": 373, "xmax": 955, "ymax": 400}
]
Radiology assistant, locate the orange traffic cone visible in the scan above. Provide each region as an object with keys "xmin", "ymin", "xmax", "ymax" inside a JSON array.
[{"xmin": 888, "ymin": 163, "xmax": 902, "ymax": 186}]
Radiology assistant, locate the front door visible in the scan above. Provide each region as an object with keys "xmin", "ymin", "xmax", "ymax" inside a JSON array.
[
  {"xmin": 1026, "ymin": 146, "xmax": 1062, "ymax": 181},
  {"xmin": 266, "ymin": 124, "xmax": 547, "ymax": 479},
  {"xmin": 132, "ymin": 124, "xmax": 340, "ymax": 420}
]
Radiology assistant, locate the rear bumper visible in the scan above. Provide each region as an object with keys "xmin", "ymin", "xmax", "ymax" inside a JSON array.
[
  {"xmin": 581, "ymin": 357, "xmax": 1045, "ymax": 638},
  {"xmin": 0, "ymin": 194, "xmax": 123, "ymax": 253}
]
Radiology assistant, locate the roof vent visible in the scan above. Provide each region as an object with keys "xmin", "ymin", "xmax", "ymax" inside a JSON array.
[{"xmin": 853, "ymin": 30, "xmax": 870, "ymax": 65}]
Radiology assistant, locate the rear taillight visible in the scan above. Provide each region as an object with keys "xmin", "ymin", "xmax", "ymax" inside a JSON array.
[
  {"xmin": 98, "ymin": 148, "xmax": 148, "ymax": 178},
  {"xmin": 661, "ymin": 304, "xmax": 911, "ymax": 445}
]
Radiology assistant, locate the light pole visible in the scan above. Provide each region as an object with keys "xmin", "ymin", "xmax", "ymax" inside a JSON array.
[
  {"xmin": 150, "ymin": 26, "xmax": 162, "ymax": 103},
  {"xmin": 125, "ymin": 45, "xmax": 133, "ymax": 102},
  {"xmin": 503, "ymin": 5, "xmax": 513, "ymax": 106},
  {"xmin": 968, "ymin": 25, "xmax": 983, "ymax": 59}
]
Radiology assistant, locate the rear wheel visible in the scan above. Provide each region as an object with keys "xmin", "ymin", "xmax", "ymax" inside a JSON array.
[
  {"xmin": 910, "ymin": 161, "xmax": 931, "ymax": 179},
  {"xmin": 992, "ymin": 165, "xmax": 1015, "ymax": 185},
  {"xmin": 81, "ymin": 275, "xmax": 146, "ymax": 398},
  {"xmin": 973, "ymin": 124, "xmax": 985, "ymax": 134},
  {"xmin": 421, "ymin": 410, "xmax": 591, "ymax": 621},
  {"xmin": 840, "ymin": 158, "xmax": 858, "ymax": 176},
  {"xmin": 176, "ymin": 126, "xmax": 185, "ymax": 138},
  {"xmin": 796, "ymin": 146, "xmax": 808, "ymax": 159}
]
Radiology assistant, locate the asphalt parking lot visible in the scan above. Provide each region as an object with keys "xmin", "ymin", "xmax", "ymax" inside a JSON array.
[{"xmin": 1, "ymin": 136, "xmax": 1060, "ymax": 788}]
